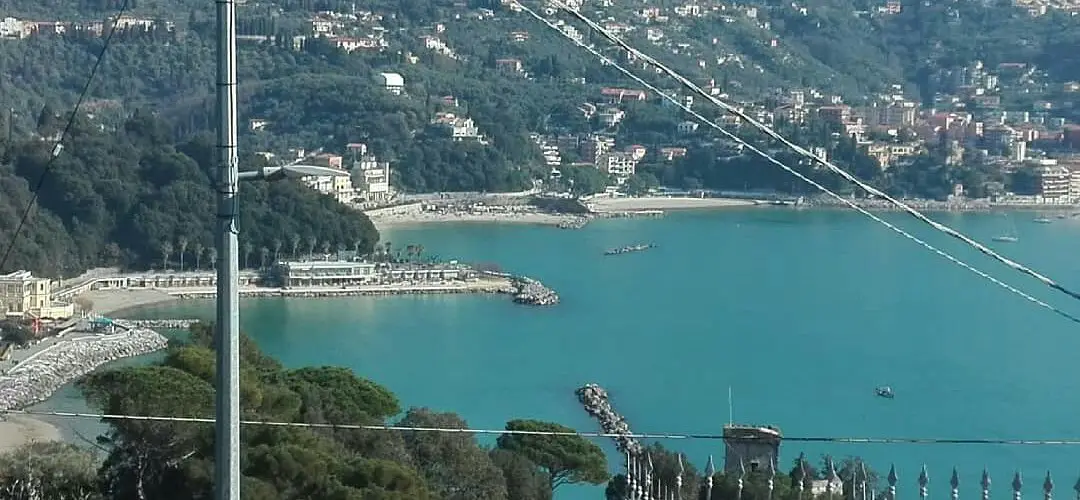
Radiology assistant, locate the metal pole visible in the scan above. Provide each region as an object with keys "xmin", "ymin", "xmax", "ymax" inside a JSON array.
[{"xmin": 214, "ymin": 0, "xmax": 240, "ymax": 495}]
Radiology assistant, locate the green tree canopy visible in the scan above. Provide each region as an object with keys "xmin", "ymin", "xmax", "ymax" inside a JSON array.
[{"xmin": 496, "ymin": 419, "xmax": 609, "ymax": 491}]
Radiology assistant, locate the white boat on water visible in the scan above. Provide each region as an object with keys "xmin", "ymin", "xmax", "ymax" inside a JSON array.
[{"xmin": 993, "ymin": 213, "xmax": 1019, "ymax": 243}]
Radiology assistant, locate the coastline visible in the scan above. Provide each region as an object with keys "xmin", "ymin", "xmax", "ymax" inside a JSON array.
[
  {"xmin": 368, "ymin": 211, "xmax": 577, "ymax": 231},
  {"xmin": 81, "ymin": 288, "xmax": 180, "ymax": 316},
  {"xmin": 0, "ymin": 329, "xmax": 169, "ymax": 453},
  {"xmin": 587, "ymin": 196, "xmax": 756, "ymax": 212},
  {"xmin": 367, "ymin": 196, "xmax": 755, "ymax": 231},
  {"xmin": 75, "ymin": 277, "xmax": 524, "ymax": 320},
  {"xmin": 365, "ymin": 195, "xmax": 1080, "ymax": 231}
]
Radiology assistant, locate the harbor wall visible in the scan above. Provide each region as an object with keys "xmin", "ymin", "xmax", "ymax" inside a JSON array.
[{"xmin": 0, "ymin": 329, "xmax": 169, "ymax": 412}]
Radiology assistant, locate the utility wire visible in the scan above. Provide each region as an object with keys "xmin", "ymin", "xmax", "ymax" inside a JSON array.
[
  {"xmin": 512, "ymin": 1, "xmax": 1080, "ymax": 324},
  {"xmin": 0, "ymin": 0, "xmax": 131, "ymax": 272},
  {"xmin": 545, "ymin": 2, "xmax": 1080, "ymax": 308},
  {"xmin": 8, "ymin": 408, "xmax": 1080, "ymax": 446}
]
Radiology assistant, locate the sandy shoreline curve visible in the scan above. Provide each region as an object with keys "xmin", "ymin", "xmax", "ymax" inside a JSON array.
[
  {"xmin": 0, "ymin": 415, "xmax": 62, "ymax": 453},
  {"xmin": 81, "ymin": 288, "xmax": 180, "ymax": 316},
  {"xmin": 587, "ymin": 196, "xmax": 755, "ymax": 212},
  {"xmin": 368, "ymin": 211, "xmax": 578, "ymax": 231},
  {"xmin": 367, "ymin": 196, "xmax": 756, "ymax": 230}
]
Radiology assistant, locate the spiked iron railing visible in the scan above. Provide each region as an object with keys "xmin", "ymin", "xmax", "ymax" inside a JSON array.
[{"xmin": 618, "ymin": 452, "xmax": 1078, "ymax": 500}]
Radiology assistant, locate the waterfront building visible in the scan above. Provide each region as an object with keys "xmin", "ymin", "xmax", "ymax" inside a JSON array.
[
  {"xmin": 0, "ymin": 270, "xmax": 73, "ymax": 319},
  {"xmin": 273, "ymin": 260, "xmax": 380, "ymax": 287},
  {"xmin": 1037, "ymin": 165, "xmax": 1071, "ymax": 201},
  {"xmin": 272, "ymin": 260, "xmax": 472, "ymax": 288}
]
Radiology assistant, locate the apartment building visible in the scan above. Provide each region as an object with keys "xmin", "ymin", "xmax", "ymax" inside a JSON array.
[
  {"xmin": 1038, "ymin": 165, "xmax": 1072, "ymax": 201},
  {"xmin": 598, "ymin": 152, "xmax": 637, "ymax": 183}
]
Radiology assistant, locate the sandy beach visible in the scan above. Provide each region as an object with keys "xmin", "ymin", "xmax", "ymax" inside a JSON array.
[
  {"xmin": 0, "ymin": 415, "xmax": 61, "ymax": 453},
  {"xmin": 588, "ymin": 196, "xmax": 756, "ymax": 212},
  {"xmin": 80, "ymin": 288, "xmax": 178, "ymax": 316},
  {"xmin": 368, "ymin": 211, "xmax": 579, "ymax": 231}
]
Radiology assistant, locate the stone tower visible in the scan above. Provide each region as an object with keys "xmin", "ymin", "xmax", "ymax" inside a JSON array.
[{"xmin": 722, "ymin": 424, "xmax": 782, "ymax": 474}]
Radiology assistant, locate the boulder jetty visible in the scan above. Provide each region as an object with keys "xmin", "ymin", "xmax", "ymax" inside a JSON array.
[
  {"xmin": 0, "ymin": 328, "xmax": 169, "ymax": 412},
  {"xmin": 576, "ymin": 383, "xmax": 642, "ymax": 454},
  {"xmin": 512, "ymin": 277, "xmax": 560, "ymax": 306}
]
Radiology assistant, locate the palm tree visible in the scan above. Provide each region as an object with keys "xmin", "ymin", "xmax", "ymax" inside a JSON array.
[
  {"xmin": 353, "ymin": 239, "xmax": 364, "ymax": 258},
  {"xmin": 177, "ymin": 237, "xmax": 189, "ymax": 271},
  {"xmin": 290, "ymin": 233, "xmax": 302, "ymax": 259},
  {"xmin": 259, "ymin": 247, "xmax": 270, "ymax": 269},
  {"xmin": 307, "ymin": 236, "xmax": 317, "ymax": 258},
  {"xmin": 384, "ymin": 241, "xmax": 392, "ymax": 262},
  {"xmin": 320, "ymin": 240, "xmax": 331, "ymax": 257},
  {"xmin": 405, "ymin": 244, "xmax": 416, "ymax": 263},
  {"xmin": 242, "ymin": 241, "xmax": 254, "ymax": 269},
  {"xmin": 336, "ymin": 243, "xmax": 346, "ymax": 260},
  {"xmin": 193, "ymin": 241, "xmax": 204, "ymax": 270},
  {"xmin": 160, "ymin": 241, "xmax": 172, "ymax": 270},
  {"xmin": 415, "ymin": 244, "xmax": 425, "ymax": 263},
  {"xmin": 272, "ymin": 238, "xmax": 283, "ymax": 263},
  {"xmin": 207, "ymin": 247, "xmax": 218, "ymax": 270}
]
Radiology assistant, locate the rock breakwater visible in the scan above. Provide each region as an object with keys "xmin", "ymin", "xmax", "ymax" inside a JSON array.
[
  {"xmin": 576, "ymin": 383, "xmax": 641, "ymax": 454},
  {"xmin": 512, "ymin": 277, "xmax": 560, "ymax": 306},
  {"xmin": 557, "ymin": 217, "xmax": 590, "ymax": 230},
  {"xmin": 122, "ymin": 319, "xmax": 199, "ymax": 329},
  {"xmin": 0, "ymin": 329, "xmax": 169, "ymax": 411}
]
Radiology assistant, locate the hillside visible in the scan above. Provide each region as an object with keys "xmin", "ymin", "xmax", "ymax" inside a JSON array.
[
  {"xmin": 0, "ymin": 113, "xmax": 379, "ymax": 278},
  {"xmin": 0, "ymin": 0, "xmax": 1076, "ymax": 200}
]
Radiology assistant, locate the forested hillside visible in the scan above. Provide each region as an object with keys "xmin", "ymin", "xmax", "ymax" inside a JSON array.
[
  {"xmin": 0, "ymin": 0, "xmax": 1075, "ymax": 216},
  {"xmin": 0, "ymin": 113, "xmax": 378, "ymax": 277}
]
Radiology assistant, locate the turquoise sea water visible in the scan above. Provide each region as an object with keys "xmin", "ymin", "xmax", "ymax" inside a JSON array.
[{"xmin": 40, "ymin": 209, "xmax": 1080, "ymax": 499}]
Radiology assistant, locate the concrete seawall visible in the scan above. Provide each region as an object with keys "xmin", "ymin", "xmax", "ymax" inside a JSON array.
[{"xmin": 0, "ymin": 329, "xmax": 169, "ymax": 411}]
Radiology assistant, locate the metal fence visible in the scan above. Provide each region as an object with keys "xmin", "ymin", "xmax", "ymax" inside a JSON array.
[{"xmin": 616, "ymin": 452, "xmax": 1071, "ymax": 500}]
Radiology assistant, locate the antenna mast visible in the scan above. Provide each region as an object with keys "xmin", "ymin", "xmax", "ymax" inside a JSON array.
[{"xmin": 728, "ymin": 386, "xmax": 733, "ymax": 425}]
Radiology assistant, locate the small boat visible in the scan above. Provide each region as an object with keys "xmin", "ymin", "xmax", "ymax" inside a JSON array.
[
  {"xmin": 1033, "ymin": 217, "xmax": 1053, "ymax": 224},
  {"xmin": 993, "ymin": 213, "xmax": 1019, "ymax": 243},
  {"xmin": 875, "ymin": 386, "xmax": 894, "ymax": 399},
  {"xmin": 604, "ymin": 244, "xmax": 656, "ymax": 256}
]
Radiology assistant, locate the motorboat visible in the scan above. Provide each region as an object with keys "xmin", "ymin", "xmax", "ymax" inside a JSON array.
[
  {"xmin": 991, "ymin": 235, "xmax": 1018, "ymax": 243},
  {"xmin": 875, "ymin": 386, "xmax": 894, "ymax": 399}
]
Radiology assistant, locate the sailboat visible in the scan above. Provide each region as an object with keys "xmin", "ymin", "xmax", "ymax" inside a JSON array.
[{"xmin": 992, "ymin": 213, "xmax": 1019, "ymax": 243}]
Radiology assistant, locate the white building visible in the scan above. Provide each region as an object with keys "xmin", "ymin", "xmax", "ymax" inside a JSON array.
[
  {"xmin": 299, "ymin": 153, "xmax": 357, "ymax": 204},
  {"xmin": 1038, "ymin": 165, "xmax": 1071, "ymax": 201},
  {"xmin": 347, "ymin": 143, "xmax": 394, "ymax": 204},
  {"xmin": 431, "ymin": 112, "xmax": 486, "ymax": 142},
  {"xmin": 598, "ymin": 152, "xmax": 637, "ymax": 183},
  {"xmin": 378, "ymin": 72, "xmax": 405, "ymax": 95},
  {"xmin": 275, "ymin": 261, "xmax": 379, "ymax": 287},
  {"xmin": 0, "ymin": 17, "xmax": 30, "ymax": 39}
]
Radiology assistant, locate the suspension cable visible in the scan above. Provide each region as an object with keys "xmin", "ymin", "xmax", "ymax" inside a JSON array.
[
  {"xmin": 546, "ymin": 1, "xmax": 1080, "ymax": 307},
  {"xmin": 8, "ymin": 408, "xmax": 1080, "ymax": 446},
  {"xmin": 512, "ymin": 1, "xmax": 1080, "ymax": 324}
]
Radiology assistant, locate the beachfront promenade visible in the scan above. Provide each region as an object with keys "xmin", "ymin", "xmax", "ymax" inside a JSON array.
[{"xmin": 54, "ymin": 260, "xmax": 562, "ymax": 314}]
